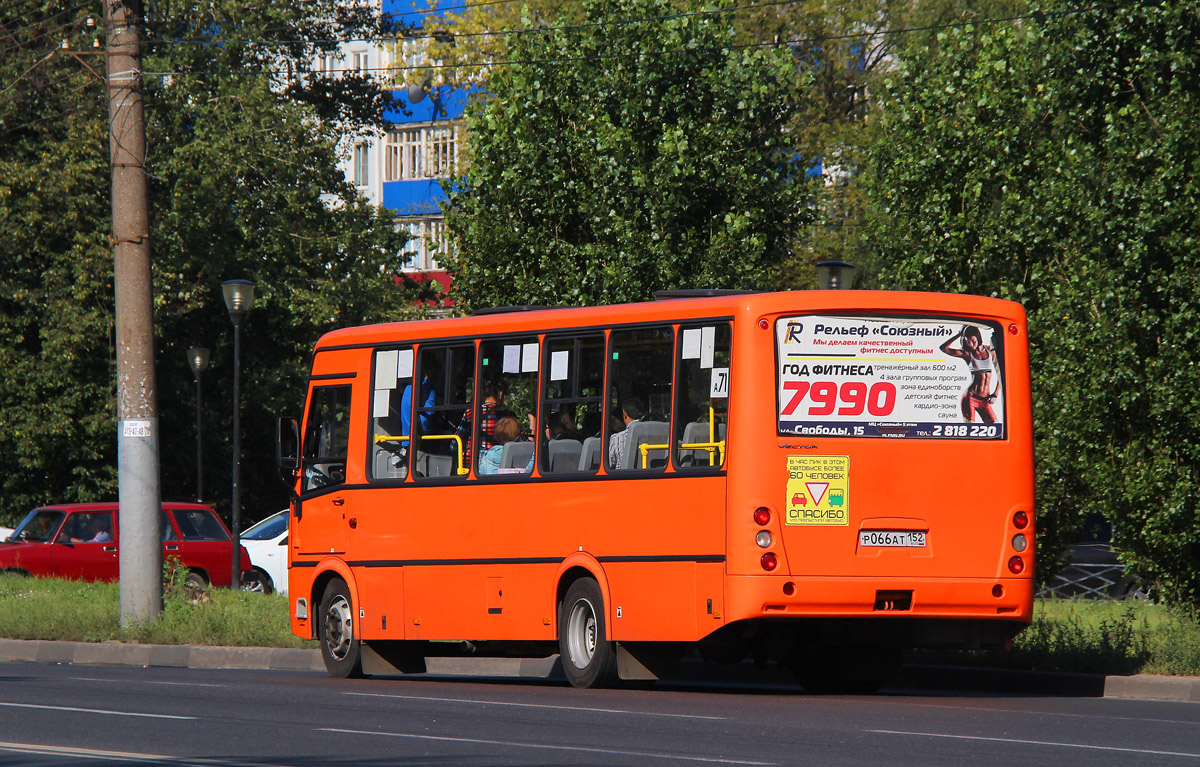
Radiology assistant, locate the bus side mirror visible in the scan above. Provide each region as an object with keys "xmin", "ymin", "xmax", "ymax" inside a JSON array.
[{"xmin": 277, "ymin": 417, "xmax": 300, "ymax": 474}]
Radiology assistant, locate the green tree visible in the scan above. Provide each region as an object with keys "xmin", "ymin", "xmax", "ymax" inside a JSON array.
[
  {"xmin": 864, "ymin": 1, "xmax": 1200, "ymax": 602},
  {"xmin": 0, "ymin": 0, "xmax": 415, "ymax": 526},
  {"xmin": 442, "ymin": 0, "xmax": 816, "ymax": 310}
]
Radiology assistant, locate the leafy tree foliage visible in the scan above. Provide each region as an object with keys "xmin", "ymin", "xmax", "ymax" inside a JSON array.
[
  {"xmin": 442, "ymin": 0, "xmax": 815, "ymax": 310},
  {"xmin": 865, "ymin": 1, "xmax": 1200, "ymax": 602},
  {"xmin": 0, "ymin": 0, "xmax": 414, "ymax": 526}
]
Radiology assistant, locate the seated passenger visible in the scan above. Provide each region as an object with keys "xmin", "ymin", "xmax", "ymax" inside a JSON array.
[
  {"xmin": 478, "ymin": 416, "xmax": 522, "ymax": 476},
  {"xmin": 607, "ymin": 395, "xmax": 645, "ymax": 470},
  {"xmin": 456, "ymin": 379, "xmax": 514, "ymax": 466}
]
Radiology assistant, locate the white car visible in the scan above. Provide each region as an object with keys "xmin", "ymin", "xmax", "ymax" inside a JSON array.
[{"xmin": 240, "ymin": 510, "xmax": 288, "ymax": 595}]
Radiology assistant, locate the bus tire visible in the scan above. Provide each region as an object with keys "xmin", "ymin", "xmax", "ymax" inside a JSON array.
[
  {"xmin": 558, "ymin": 578, "xmax": 618, "ymax": 689},
  {"xmin": 319, "ymin": 578, "xmax": 365, "ymax": 678}
]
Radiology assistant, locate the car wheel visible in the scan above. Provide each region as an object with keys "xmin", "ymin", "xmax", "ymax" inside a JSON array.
[
  {"xmin": 185, "ymin": 571, "xmax": 208, "ymax": 590},
  {"xmin": 241, "ymin": 569, "xmax": 272, "ymax": 595},
  {"xmin": 558, "ymin": 578, "xmax": 618, "ymax": 689},
  {"xmin": 319, "ymin": 578, "xmax": 365, "ymax": 678}
]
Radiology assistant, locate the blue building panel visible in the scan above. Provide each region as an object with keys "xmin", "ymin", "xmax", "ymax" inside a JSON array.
[
  {"xmin": 383, "ymin": 179, "xmax": 447, "ymax": 215},
  {"xmin": 384, "ymin": 0, "xmax": 457, "ymax": 29},
  {"xmin": 385, "ymin": 86, "xmax": 468, "ymax": 124}
]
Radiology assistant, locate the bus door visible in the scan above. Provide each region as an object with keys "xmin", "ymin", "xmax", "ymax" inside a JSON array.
[
  {"xmin": 296, "ymin": 381, "xmax": 355, "ymax": 558},
  {"xmin": 773, "ymin": 313, "xmax": 1029, "ymax": 580}
]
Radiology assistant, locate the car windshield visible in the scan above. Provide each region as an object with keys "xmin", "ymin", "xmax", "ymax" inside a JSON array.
[
  {"xmin": 11, "ymin": 509, "xmax": 66, "ymax": 543},
  {"xmin": 242, "ymin": 512, "xmax": 287, "ymax": 540},
  {"xmin": 170, "ymin": 509, "xmax": 230, "ymax": 541}
]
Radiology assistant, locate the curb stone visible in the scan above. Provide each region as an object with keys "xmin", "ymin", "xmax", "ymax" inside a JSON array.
[{"xmin": 1, "ymin": 638, "xmax": 1197, "ymax": 703}]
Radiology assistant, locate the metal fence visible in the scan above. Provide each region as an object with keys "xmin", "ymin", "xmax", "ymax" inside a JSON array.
[{"xmin": 1037, "ymin": 561, "xmax": 1146, "ymax": 600}]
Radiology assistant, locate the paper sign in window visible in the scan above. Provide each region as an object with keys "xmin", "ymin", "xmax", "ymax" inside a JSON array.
[
  {"xmin": 551, "ymin": 350, "xmax": 570, "ymax": 381},
  {"xmin": 682, "ymin": 328, "xmax": 702, "ymax": 360},
  {"xmin": 700, "ymin": 326, "xmax": 716, "ymax": 369},
  {"xmin": 710, "ymin": 367, "xmax": 730, "ymax": 398},
  {"xmin": 373, "ymin": 390, "xmax": 390, "ymax": 418},
  {"xmin": 397, "ymin": 348, "xmax": 414, "ymax": 379},
  {"xmin": 503, "ymin": 345, "xmax": 520, "ymax": 374},
  {"xmin": 375, "ymin": 350, "xmax": 398, "ymax": 389},
  {"xmin": 522, "ymin": 342, "xmax": 539, "ymax": 373}
]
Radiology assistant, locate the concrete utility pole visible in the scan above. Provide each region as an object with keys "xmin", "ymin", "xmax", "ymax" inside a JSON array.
[{"xmin": 105, "ymin": 0, "xmax": 162, "ymax": 624}]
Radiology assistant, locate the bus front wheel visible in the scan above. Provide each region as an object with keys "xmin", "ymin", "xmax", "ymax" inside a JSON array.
[
  {"xmin": 319, "ymin": 578, "xmax": 366, "ymax": 678},
  {"xmin": 558, "ymin": 578, "xmax": 618, "ymax": 689}
]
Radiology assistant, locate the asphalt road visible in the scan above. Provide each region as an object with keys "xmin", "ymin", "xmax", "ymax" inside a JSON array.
[{"xmin": 0, "ymin": 663, "xmax": 1197, "ymax": 767}]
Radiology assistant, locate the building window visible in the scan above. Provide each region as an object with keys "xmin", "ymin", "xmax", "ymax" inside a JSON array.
[
  {"xmin": 385, "ymin": 126, "xmax": 457, "ymax": 181},
  {"xmin": 353, "ymin": 143, "xmax": 369, "ymax": 187},
  {"xmin": 352, "ymin": 51, "xmax": 369, "ymax": 74},
  {"xmin": 400, "ymin": 218, "xmax": 453, "ymax": 272},
  {"xmin": 315, "ymin": 54, "xmax": 337, "ymax": 77}
]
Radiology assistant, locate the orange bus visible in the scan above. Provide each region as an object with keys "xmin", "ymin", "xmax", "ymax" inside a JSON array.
[{"xmin": 277, "ymin": 289, "xmax": 1034, "ymax": 690}]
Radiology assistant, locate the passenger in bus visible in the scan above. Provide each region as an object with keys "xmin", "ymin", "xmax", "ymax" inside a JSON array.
[
  {"xmin": 607, "ymin": 395, "xmax": 645, "ymax": 470},
  {"xmin": 456, "ymin": 378, "xmax": 520, "ymax": 466},
  {"xmin": 545, "ymin": 409, "xmax": 584, "ymax": 443},
  {"xmin": 400, "ymin": 374, "xmax": 437, "ymax": 436},
  {"xmin": 477, "ymin": 415, "xmax": 523, "ymax": 476}
]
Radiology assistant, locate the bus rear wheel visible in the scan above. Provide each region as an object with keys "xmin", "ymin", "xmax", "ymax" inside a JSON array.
[
  {"xmin": 319, "ymin": 578, "xmax": 365, "ymax": 678},
  {"xmin": 558, "ymin": 578, "xmax": 618, "ymax": 689}
]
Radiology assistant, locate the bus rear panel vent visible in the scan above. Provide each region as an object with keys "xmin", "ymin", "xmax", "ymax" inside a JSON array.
[{"xmin": 874, "ymin": 590, "xmax": 913, "ymax": 611}]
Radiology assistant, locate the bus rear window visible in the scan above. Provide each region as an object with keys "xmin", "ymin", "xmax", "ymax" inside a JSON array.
[{"xmin": 776, "ymin": 315, "xmax": 1006, "ymax": 439}]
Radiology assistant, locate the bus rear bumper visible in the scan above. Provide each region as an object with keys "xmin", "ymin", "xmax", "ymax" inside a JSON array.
[{"xmin": 725, "ymin": 574, "xmax": 1033, "ymax": 627}]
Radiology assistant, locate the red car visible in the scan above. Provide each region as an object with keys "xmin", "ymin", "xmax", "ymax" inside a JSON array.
[{"xmin": 0, "ymin": 502, "xmax": 251, "ymax": 588}]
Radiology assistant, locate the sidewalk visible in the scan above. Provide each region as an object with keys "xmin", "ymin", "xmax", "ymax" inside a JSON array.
[{"xmin": 2, "ymin": 638, "xmax": 1197, "ymax": 703}]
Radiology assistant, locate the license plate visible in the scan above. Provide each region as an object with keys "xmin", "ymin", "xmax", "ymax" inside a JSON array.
[{"xmin": 859, "ymin": 530, "xmax": 926, "ymax": 547}]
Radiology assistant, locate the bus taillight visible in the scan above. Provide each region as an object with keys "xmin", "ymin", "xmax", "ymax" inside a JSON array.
[
  {"xmin": 1008, "ymin": 556, "xmax": 1025, "ymax": 574},
  {"xmin": 753, "ymin": 507, "xmax": 771, "ymax": 526},
  {"xmin": 760, "ymin": 553, "xmax": 778, "ymax": 571},
  {"xmin": 756, "ymin": 531, "xmax": 772, "ymax": 548},
  {"xmin": 1013, "ymin": 511, "xmax": 1029, "ymax": 529},
  {"xmin": 1012, "ymin": 534, "xmax": 1028, "ymax": 552}
]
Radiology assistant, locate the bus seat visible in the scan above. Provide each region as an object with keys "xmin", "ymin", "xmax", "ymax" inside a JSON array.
[
  {"xmin": 578, "ymin": 437, "xmax": 601, "ymax": 472},
  {"xmin": 547, "ymin": 439, "xmax": 583, "ymax": 473},
  {"xmin": 678, "ymin": 420, "xmax": 726, "ymax": 467},
  {"xmin": 624, "ymin": 420, "xmax": 669, "ymax": 470},
  {"xmin": 417, "ymin": 451, "xmax": 453, "ymax": 478},
  {"xmin": 499, "ymin": 441, "xmax": 534, "ymax": 471}
]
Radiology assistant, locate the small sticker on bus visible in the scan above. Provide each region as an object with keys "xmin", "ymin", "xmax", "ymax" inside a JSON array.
[{"xmin": 785, "ymin": 455, "xmax": 849, "ymax": 526}]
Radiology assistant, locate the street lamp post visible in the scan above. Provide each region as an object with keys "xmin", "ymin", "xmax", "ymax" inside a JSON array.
[
  {"xmin": 815, "ymin": 260, "xmax": 856, "ymax": 291},
  {"xmin": 221, "ymin": 279, "xmax": 254, "ymax": 589},
  {"xmin": 187, "ymin": 347, "xmax": 210, "ymax": 502}
]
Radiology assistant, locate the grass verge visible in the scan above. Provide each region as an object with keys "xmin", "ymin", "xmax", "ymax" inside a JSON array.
[
  {"xmin": 914, "ymin": 599, "xmax": 1200, "ymax": 676},
  {"xmin": 0, "ymin": 571, "xmax": 314, "ymax": 649}
]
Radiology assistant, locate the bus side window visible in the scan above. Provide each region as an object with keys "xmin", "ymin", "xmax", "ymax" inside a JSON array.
[
  {"xmin": 413, "ymin": 344, "xmax": 474, "ymax": 480},
  {"xmin": 476, "ymin": 336, "xmax": 539, "ymax": 477},
  {"xmin": 607, "ymin": 326, "xmax": 674, "ymax": 472},
  {"xmin": 302, "ymin": 385, "xmax": 352, "ymax": 493},
  {"xmin": 370, "ymin": 346, "xmax": 415, "ymax": 481},
  {"xmin": 540, "ymin": 333, "xmax": 604, "ymax": 475},
  {"xmin": 675, "ymin": 323, "xmax": 730, "ymax": 470}
]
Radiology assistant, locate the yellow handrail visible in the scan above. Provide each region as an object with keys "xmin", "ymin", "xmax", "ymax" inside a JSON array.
[
  {"xmin": 419, "ymin": 433, "xmax": 470, "ymax": 475},
  {"xmin": 373, "ymin": 434, "xmax": 410, "ymax": 444},
  {"xmin": 679, "ymin": 441, "xmax": 726, "ymax": 466}
]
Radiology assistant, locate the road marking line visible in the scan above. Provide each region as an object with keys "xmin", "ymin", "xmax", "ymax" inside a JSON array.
[
  {"xmin": 344, "ymin": 691, "xmax": 726, "ymax": 720},
  {"xmin": 70, "ymin": 677, "xmax": 228, "ymax": 688},
  {"xmin": 320, "ymin": 727, "xmax": 773, "ymax": 765},
  {"xmin": 0, "ymin": 741, "xmax": 296, "ymax": 766},
  {"xmin": 0, "ymin": 701, "xmax": 195, "ymax": 720},
  {"xmin": 868, "ymin": 729, "xmax": 1200, "ymax": 759}
]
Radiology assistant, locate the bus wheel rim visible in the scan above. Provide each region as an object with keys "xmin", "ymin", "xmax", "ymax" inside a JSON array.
[
  {"xmin": 567, "ymin": 597, "xmax": 597, "ymax": 669},
  {"xmin": 325, "ymin": 594, "xmax": 353, "ymax": 661}
]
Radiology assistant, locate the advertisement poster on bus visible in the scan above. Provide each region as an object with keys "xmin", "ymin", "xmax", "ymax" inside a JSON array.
[{"xmin": 776, "ymin": 315, "xmax": 1005, "ymax": 439}]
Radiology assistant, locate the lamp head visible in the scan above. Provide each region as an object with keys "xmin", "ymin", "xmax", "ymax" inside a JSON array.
[
  {"xmin": 187, "ymin": 347, "xmax": 210, "ymax": 376},
  {"xmin": 815, "ymin": 261, "xmax": 855, "ymax": 291},
  {"xmin": 221, "ymin": 279, "xmax": 255, "ymax": 323}
]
